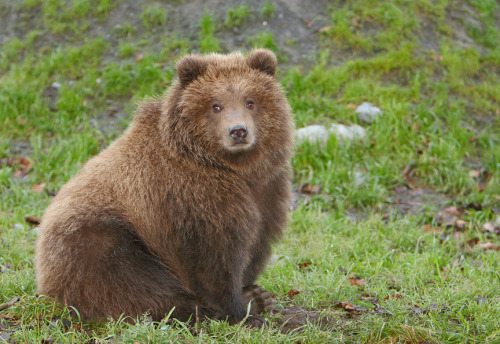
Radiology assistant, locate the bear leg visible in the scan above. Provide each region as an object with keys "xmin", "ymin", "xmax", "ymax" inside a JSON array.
[{"xmin": 37, "ymin": 214, "xmax": 220, "ymax": 322}]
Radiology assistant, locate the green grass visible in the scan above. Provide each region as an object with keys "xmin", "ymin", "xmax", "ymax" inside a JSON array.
[
  {"xmin": 224, "ymin": 4, "xmax": 251, "ymax": 28},
  {"xmin": 259, "ymin": 0, "xmax": 276, "ymax": 19},
  {"xmin": 198, "ymin": 10, "xmax": 221, "ymax": 53},
  {"xmin": 140, "ymin": 4, "xmax": 167, "ymax": 30},
  {"xmin": 1, "ymin": 0, "xmax": 500, "ymax": 343}
]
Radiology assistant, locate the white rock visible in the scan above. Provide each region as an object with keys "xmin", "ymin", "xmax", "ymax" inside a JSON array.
[
  {"xmin": 296, "ymin": 124, "xmax": 366, "ymax": 146},
  {"xmin": 51, "ymin": 82, "xmax": 61, "ymax": 89},
  {"xmin": 329, "ymin": 123, "xmax": 366, "ymax": 141},
  {"xmin": 355, "ymin": 102, "xmax": 382, "ymax": 123},
  {"xmin": 295, "ymin": 125, "xmax": 329, "ymax": 145}
]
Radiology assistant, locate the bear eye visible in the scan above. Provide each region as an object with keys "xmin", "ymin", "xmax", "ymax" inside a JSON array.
[
  {"xmin": 212, "ymin": 103, "xmax": 222, "ymax": 113},
  {"xmin": 246, "ymin": 100, "xmax": 255, "ymax": 110}
]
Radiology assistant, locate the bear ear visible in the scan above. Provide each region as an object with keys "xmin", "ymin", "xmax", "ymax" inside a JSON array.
[
  {"xmin": 246, "ymin": 49, "xmax": 277, "ymax": 77},
  {"xmin": 176, "ymin": 54, "xmax": 208, "ymax": 87}
]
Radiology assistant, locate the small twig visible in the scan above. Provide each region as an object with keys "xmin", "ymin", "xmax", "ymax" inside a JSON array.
[{"xmin": 0, "ymin": 297, "xmax": 19, "ymax": 311}]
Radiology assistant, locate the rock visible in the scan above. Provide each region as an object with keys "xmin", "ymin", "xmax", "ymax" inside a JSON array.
[
  {"xmin": 295, "ymin": 124, "xmax": 366, "ymax": 146},
  {"xmin": 51, "ymin": 82, "xmax": 61, "ymax": 89},
  {"xmin": 295, "ymin": 125, "xmax": 329, "ymax": 145},
  {"xmin": 355, "ymin": 102, "xmax": 382, "ymax": 124},
  {"xmin": 329, "ymin": 123, "xmax": 366, "ymax": 141}
]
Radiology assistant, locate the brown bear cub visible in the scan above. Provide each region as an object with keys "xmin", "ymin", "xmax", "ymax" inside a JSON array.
[{"xmin": 35, "ymin": 49, "xmax": 294, "ymax": 327}]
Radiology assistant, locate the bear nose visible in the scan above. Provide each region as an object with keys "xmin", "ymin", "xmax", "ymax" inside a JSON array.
[{"xmin": 229, "ymin": 124, "xmax": 248, "ymax": 140}]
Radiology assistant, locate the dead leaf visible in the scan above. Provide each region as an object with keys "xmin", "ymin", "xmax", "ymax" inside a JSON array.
[
  {"xmin": 435, "ymin": 206, "xmax": 461, "ymax": 226},
  {"xmin": 348, "ymin": 276, "xmax": 365, "ymax": 286},
  {"xmin": 409, "ymin": 304, "xmax": 424, "ymax": 315},
  {"xmin": 135, "ymin": 53, "xmax": 144, "ymax": 62},
  {"xmin": 454, "ymin": 219, "xmax": 467, "ymax": 231},
  {"xmin": 346, "ymin": 103, "xmax": 357, "ymax": 110},
  {"xmin": 482, "ymin": 222, "xmax": 499, "ymax": 234},
  {"xmin": 467, "ymin": 237, "xmax": 480, "ymax": 246},
  {"xmin": 402, "ymin": 161, "xmax": 418, "ymax": 187},
  {"xmin": 31, "ymin": 183, "xmax": 46, "ymax": 193},
  {"xmin": 384, "ymin": 293, "xmax": 403, "ymax": 301},
  {"xmin": 318, "ymin": 25, "xmax": 332, "ymax": 33},
  {"xmin": 298, "ymin": 183, "xmax": 321, "ymax": 195},
  {"xmin": 423, "ymin": 224, "xmax": 441, "ymax": 233},
  {"xmin": 0, "ymin": 297, "xmax": 19, "ymax": 311},
  {"xmin": 287, "ymin": 289, "xmax": 300, "ymax": 298},
  {"xmin": 334, "ymin": 301, "xmax": 369, "ymax": 317},
  {"xmin": 479, "ymin": 242, "xmax": 500, "ymax": 250},
  {"xmin": 297, "ymin": 261, "xmax": 312, "ymax": 270},
  {"xmin": 8, "ymin": 157, "xmax": 33, "ymax": 179},
  {"xmin": 25, "ymin": 216, "xmax": 41, "ymax": 225},
  {"xmin": 469, "ymin": 170, "xmax": 480, "ymax": 178},
  {"xmin": 374, "ymin": 307, "xmax": 392, "ymax": 316}
]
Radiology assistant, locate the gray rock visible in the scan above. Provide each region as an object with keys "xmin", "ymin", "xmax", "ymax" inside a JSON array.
[
  {"xmin": 329, "ymin": 123, "xmax": 366, "ymax": 141},
  {"xmin": 296, "ymin": 124, "xmax": 367, "ymax": 146},
  {"xmin": 295, "ymin": 125, "xmax": 329, "ymax": 145},
  {"xmin": 355, "ymin": 102, "xmax": 382, "ymax": 124}
]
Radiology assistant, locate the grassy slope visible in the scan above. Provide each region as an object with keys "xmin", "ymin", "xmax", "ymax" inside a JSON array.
[{"xmin": 1, "ymin": 0, "xmax": 499, "ymax": 342}]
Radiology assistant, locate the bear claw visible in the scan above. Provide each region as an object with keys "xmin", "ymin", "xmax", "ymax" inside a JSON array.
[{"xmin": 242, "ymin": 285, "xmax": 276, "ymax": 315}]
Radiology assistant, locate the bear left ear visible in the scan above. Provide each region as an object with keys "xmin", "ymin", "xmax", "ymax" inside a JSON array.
[
  {"xmin": 246, "ymin": 49, "xmax": 277, "ymax": 77},
  {"xmin": 176, "ymin": 54, "xmax": 208, "ymax": 87}
]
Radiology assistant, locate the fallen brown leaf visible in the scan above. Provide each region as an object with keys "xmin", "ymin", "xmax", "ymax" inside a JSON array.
[
  {"xmin": 297, "ymin": 261, "xmax": 312, "ymax": 270},
  {"xmin": 318, "ymin": 25, "xmax": 332, "ymax": 33},
  {"xmin": 384, "ymin": 293, "xmax": 403, "ymax": 301},
  {"xmin": 481, "ymin": 222, "xmax": 499, "ymax": 234},
  {"xmin": 25, "ymin": 216, "xmax": 41, "ymax": 225},
  {"xmin": 298, "ymin": 183, "xmax": 321, "ymax": 195},
  {"xmin": 454, "ymin": 219, "xmax": 467, "ymax": 231},
  {"xmin": 469, "ymin": 170, "xmax": 480, "ymax": 178},
  {"xmin": 423, "ymin": 224, "xmax": 441, "ymax": 233},
  {"xmin": 348, "ymin": 276, "xmax": 365, "ymax": 286},
  {"xmin": 467, "ymin": 237, "xmax": 480, "ymax": 246},
  {"xmin": 31, "ymin": 183, "xmax": 46, "ymax": 193},
  {"xmin": 479, "ymin": 242, "xmax": 500, "ymax": 251},
  {"xmin": 435, "ymin": 206, "xmax": 461, "ymax": 226},
  {"xmin": 135, "ymin": 53, "xmax": 144, "ymax": 62},
  {"xmin": 402, "ymin": 161, "xmax": 418, "ymax": 187},
  {"xmin": 287, "ymin": 289, "xmax": 300, "ymax": 298}
]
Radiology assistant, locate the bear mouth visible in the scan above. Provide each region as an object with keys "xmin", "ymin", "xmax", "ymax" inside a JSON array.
[{"xmin": 225, "ymin": 140, "xmax": 255, "ymax": 152}]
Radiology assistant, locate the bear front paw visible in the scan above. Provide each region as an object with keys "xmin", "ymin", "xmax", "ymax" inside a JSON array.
[{"xmin": 242, "ymin": 285, "xmax": 276, "ymax": 315}]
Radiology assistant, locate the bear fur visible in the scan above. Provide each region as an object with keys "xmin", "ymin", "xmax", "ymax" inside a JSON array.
[{"xmin": 35, "ymin": 49, "xmax": 294, "ymax": 326}]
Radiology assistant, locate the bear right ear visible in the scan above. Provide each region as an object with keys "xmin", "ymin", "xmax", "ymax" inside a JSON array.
[
  {"xmin": 246, "ymin": 49, "xmax": 277, "ymax": 77},
  {"xmin": 176, "ymin": 55, "xmax": 208, "ymax": 87}
]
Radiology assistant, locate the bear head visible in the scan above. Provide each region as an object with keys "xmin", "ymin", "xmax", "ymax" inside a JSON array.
[{"xmin": 160, "ymin": 49, "xmax": 293, "ymax": 171}]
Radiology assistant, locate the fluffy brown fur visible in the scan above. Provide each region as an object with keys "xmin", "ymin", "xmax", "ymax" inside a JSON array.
[{"xmin": 35, "ymin": 49, "xmax": 294, "ymax": 326}]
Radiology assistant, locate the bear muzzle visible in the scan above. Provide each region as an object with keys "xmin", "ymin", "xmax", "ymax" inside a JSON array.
[{"xmin": 229, "ymin": 124, "xmax": 248, "ymax": 142}]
